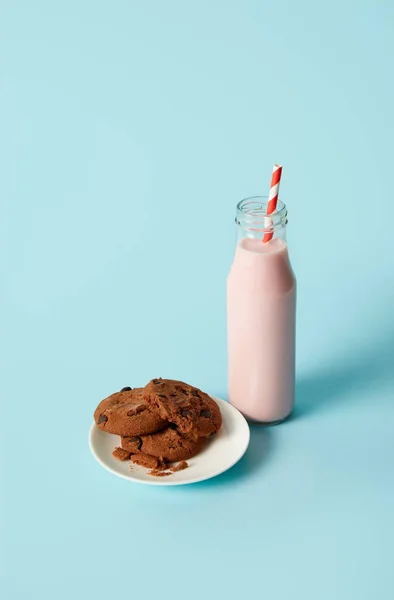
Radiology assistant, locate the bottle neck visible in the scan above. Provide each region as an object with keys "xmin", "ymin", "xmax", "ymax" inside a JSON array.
[{"xmin": 235, "ymin": 196, "xmax": 288, "ymax": 243}]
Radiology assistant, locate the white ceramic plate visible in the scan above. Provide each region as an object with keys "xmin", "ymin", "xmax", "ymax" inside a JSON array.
[{"xmin": 89, "ymin": 396, "xmax": 250, "ymax": 486}]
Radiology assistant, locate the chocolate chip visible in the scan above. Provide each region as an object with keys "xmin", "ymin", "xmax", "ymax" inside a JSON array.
[
  {"xmin": 180, "ymin": 388, "xmax": 188, "ymax": 395},
  {"xmin": 157, "ymin": 394, "xmax": 167, "ymax": 399},
  {"xmin": 120, "ymin": 386, "xmax": 132, "ymax": 392},
  {"xmin": 128, "ymin": 436, "xmax": 142, "ymax": 450},
  {"xmin": 168, "ymin": 422, "xmax": 178, "ymax": 429},
  {"xmin": 200, "ymin": 410, "xmax": 211, "ymax": 418},
  {"xmin": 181, "ymin": 408, "xmax": 192, "ymax": 417},
  {"xmin": 152, "ymin": 379, "xmax": 161, "ymax": 385},
  {"xmin": 190, "ymin": 389, "xmax": 199, "ymax": 397},
  {"xmin": 127, "ymin": 406, "xmax": 143, "ymax": 416},
  {"xmin": 98, "ymin": 414, "xmax": 108, "ymax": 424}
]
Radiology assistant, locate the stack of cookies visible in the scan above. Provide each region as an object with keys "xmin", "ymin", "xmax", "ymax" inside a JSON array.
[{"xmin": 94, "ymin": 378, "xmax": 222, "ymax": 476}]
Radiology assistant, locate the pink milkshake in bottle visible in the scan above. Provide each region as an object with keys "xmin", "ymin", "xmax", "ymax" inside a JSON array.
[{"xmin": 227, "ymin": 166, "xmax": 296, "ymax": 423}]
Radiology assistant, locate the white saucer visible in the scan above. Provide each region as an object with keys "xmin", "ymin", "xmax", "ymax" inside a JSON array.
[{"xmin": 89, "ymin": 396, "xmax": 250, "ymax": 486}]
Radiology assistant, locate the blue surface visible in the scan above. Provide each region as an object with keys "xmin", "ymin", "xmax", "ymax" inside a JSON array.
[{"xmin": 2, "ymin": 1, "xmax": 394, "ymax": 598}]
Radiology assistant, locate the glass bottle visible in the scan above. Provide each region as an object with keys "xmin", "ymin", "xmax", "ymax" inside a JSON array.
[{"xmin": 227, "ymin": 196, "xmax": 296, "ymax": 423}]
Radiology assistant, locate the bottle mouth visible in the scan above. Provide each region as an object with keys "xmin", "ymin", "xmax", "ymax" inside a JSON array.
[{"xmin": 236, "ymin": 196, "xmax": 288, "ymax": 231}]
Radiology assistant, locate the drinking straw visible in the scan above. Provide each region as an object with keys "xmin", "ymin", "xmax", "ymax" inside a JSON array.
[{"xmin": 263, "ymin": 164, "xmax": 282, "ymax": 243}]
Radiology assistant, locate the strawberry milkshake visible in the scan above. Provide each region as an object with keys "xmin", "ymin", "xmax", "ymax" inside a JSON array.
[{"xmin": 227, "ymin": 196, "xmax": 296, "ymax": 423}]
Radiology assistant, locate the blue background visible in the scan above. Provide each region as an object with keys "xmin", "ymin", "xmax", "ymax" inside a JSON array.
[{"xmin": 2, "ymin": 1, "xmax": 394, "ymax": 598}]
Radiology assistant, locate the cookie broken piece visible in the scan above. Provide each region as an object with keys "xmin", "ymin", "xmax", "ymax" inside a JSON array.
[
  {"xmin": 143, "ymin": 378, "xmax": 222, "ymax": 441},
  {"xmin": 113, "ymin": 441, "xmax": 190, "ymax": 477},
  {"xmin": 148, "ymin": 461, "xmax": 189, "ymax": 477},
  {"xmin": 170, "ymin": 460, "xmax": 188, "ymax": 472},
  {"xmin": 112, "ymin": 447, "xmax": 132, "ymax": 461},
  {"xmin": 130, "ymin": 453, "xmax": 160, "ymax": 470}
]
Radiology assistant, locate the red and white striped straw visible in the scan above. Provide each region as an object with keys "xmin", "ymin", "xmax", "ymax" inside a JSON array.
[{"xmin": 263, "ymin": 164, "xmax": 283, "ymax": 243}]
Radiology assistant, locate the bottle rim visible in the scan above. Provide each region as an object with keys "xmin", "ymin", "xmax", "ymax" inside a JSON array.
[{"xmin": 236, "ymin": 196, "xmax": 288, "ymax": 231}]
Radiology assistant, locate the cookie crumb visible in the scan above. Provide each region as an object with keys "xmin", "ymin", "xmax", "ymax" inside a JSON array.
[
  {"xmin": 147, "ymin": 460, "xmax": 188, "ymax": 477},
  {"xmin": 148, "ymin": 469, "xmax": 172, "ymax": 477},
  {"xmin": 170, "ymin": 460, "xmax": 188, "ymax": 472},
  {"xmin": 112, "ymin": 447, "xmax": 131, "ymax": 461}
]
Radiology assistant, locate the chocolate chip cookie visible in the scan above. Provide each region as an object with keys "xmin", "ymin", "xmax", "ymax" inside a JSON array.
[
  {"xmin": 94, "ymin": 387, "xmax": 168, "ymax": 436},
  {"xmin": 143, "ymin": 379, "xmax": 222, "ymax": 441},
  {"xmin": 121, "ymin": 426, "xmax": 207, "ymax": 463}
]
